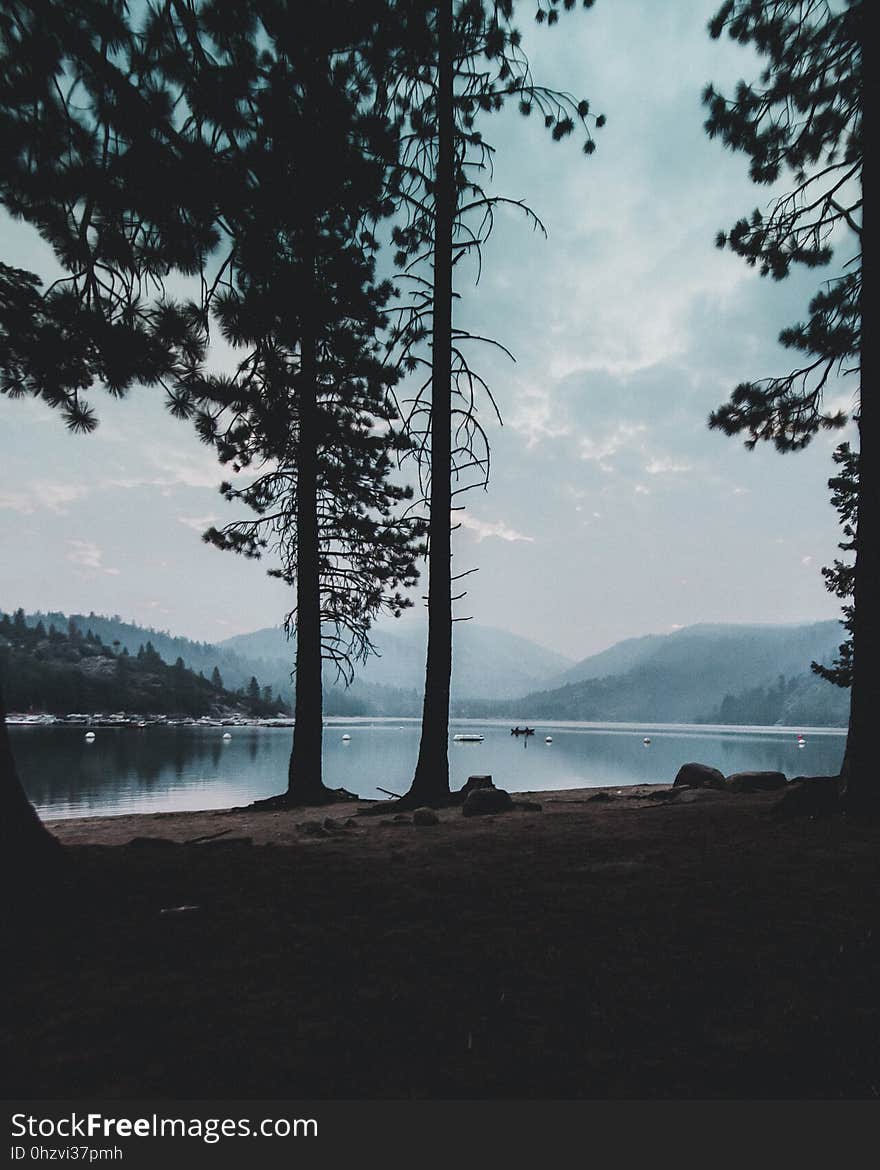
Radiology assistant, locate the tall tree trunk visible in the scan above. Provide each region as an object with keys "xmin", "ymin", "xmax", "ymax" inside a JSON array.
[
  {"xmin": 0, "ymin": 683, "xmax": 62, "ymax": 881},
  {"xmin": 841, "ymin": 214, "xmax": 875, "ymax": 809},
  {"xmin": 407, "ymin": 0, "xmax": 454, "ymax": 805},
  {"xmin": 287, "ymin": 288, "xmax": 329, "ymax": 803}
]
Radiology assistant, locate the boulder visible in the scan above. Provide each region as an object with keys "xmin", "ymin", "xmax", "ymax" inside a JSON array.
[
  {"xmin": 673, "ymin": 762, "xmax": 726, "ymax": 790},
  {"xmin": 412, "ymin": 807, "xmax": 440, "ymax": 826},
  {"xmin": 773, "ymin": 776, "xmax": 840, "ymax": 820},
  {"xmin": 459, "ymin": 774, "xmax": 494, "ymax": 800},
  {"xmin": 462, "ymin": 786, "xmax": 514, "ymax": 817},
  {"xmin": 725, "ymin": 770, "xmax": 787, "ymax": 793}
]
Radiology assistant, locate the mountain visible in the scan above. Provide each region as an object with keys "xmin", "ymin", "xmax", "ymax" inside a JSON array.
[
  {"xmin": 543, "ymin": 632, "xmax": 668, "ymax": 690},
  {"xmin": 25, "ymin": 610, "xmax": 268, "ymax": 693},
  {"xmin": 1, "ymin": 610, "xmax": 285, "ymax": 717},
  {"xmin": 219, "ymin": 619, "xmax": 574, "ymax": 701},
  {"xmin": 496, "ymin": 621, "xmax": 849, "ymax": 726},
  {"xmin": 14, "ymin": 609, "xmax": 850, "ymax": 726}
]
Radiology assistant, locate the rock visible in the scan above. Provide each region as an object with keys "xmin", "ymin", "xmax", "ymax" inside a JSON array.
[
  {"xmin": 673, "ymin": 762, "xmax": 726, "ymax": 790},
  {"xmin": 459, "ymin": 775, "xmax": 494, "ymax": 800},
  {"xmin": 773, "ymin": 776, "xmax": 840, "ymax": 819},
  {"xmin": 462, "ymin": 787, "xmax": 514, "ymax": 817},
  {"xmin": 412, "ymin": 807, "xmax": 440, "ymax": 826},
  {"xmin": 512, "ymin": 800, "xmax": 543, "ymax": 812},
  {"xmin": 322, "ymin": 817, "xmax": 352, "ymax": 834},
  {"xmin": 725, "ymin": 770, "xmax": 787, "ymax": 793},
  {"xmin": 297, "ymin": 820, "xmax": 330, "ymax": 836},
  {"xmin": 673, "ymin": 789, "xmax": 723, "ymax": 804},
  {"xmin": 588, "ymin": 791, "xmax": 614, "ymax": 802}
]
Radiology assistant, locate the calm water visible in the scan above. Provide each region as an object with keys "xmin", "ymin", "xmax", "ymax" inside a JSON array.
[{"xmin": 12, "ymin": 719, "xmax": 847, "ymax": 820}]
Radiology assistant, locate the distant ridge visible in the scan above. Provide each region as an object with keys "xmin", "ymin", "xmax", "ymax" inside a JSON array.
[
  {"xmin": 219, "ymin": 620, "xmax": 574, "ymax": 701},
  {"xmin": 15, "ymin": 610, "xmax": 849, "ymax": 725},
  {"xmin": 496, "ymin": 621, "xmax": 849, "ymax": 726}
]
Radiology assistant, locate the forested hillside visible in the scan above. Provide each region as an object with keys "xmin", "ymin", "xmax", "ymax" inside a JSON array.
[{"xmin": 1, "ymin": 610, "xmax": 286, "ymax": 717}]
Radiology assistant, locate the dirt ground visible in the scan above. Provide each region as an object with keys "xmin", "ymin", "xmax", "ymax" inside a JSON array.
[{"xmin": 4, "ymin": 783, "xmax": 880, "ymax": 1099}]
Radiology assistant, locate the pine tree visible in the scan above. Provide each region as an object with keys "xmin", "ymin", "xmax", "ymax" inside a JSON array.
[
  {"xmin": 0, "ymin": 3, "xmax": 212, "ymax": 431},
  {"xmin": 155, "ymin": 0, "xmax": 425, "ymax": 803},
  {"xmin": 0, "ymin": 0, "xmax": 217, "ymax": 865},
  {"xmin": 384, "ymin": 1, "xmax": 603, "ymax": 804},
  {"xmin": 702, "ymin": 0, "xmax": 868, "ymax": 807},
  {"xmin": 811, "ymin": 441, "xmax": 857, "ymax": 687}
]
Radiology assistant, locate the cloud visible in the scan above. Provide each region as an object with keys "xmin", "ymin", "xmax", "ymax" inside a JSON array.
[
  {"xmin": 579, "ymin": 423, "xmax": 647, "ymax": 469},
  {"xmin": 0, "ymin": 482, "xmax": 86, "ymax": 514},
  {"xmin": 66, "ymin": 539, "xmax": 120, "ymax": 575},
  {"xmin": 507, "ymin": 386, "xmax": 574, "ymax": 448},
  {"xmin": 66, "ymin": 540, "xmax": 104, "ymax": 570},
  {"xmin": 177, "ymin": 514, "xmax": 219, "ymax": 533},
  {"xmin": 457, "ymin": 513, "xmax": 534, "ymax": 544},
  {"xmin": 645, "ymin": 456, "xmax": 691, "ymax": 475}
]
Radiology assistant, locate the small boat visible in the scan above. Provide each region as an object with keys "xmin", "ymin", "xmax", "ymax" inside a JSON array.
[
  {"xmin": 453, "ymin": 733, "xmax": 484, "ymax": 743},
  {"xmin": 510, "ymin": 726, "xmax": 535, "ymax": 737}
]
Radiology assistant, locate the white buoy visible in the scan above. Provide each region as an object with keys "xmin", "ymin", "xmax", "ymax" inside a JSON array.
[
  {"xmin": 342, "ymin": 734, "xmax": 351, "ymax": 742},
  {"xmin": 84, "ymin": 731, "xmax": 96, "ymax": 742},
  {"xmin": 643, "ymin": 737, "xmax": 651, "ymax": 745},
  {"xmin": 545, "ymin": 736, "xmax": 553, "ymax": 743},
  {"xmin": 222, "ymin": 732, "xmax": 232, "ymax": 740}
]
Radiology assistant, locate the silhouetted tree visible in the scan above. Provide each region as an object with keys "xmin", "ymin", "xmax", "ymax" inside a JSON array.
[
  {"xmin": 0, "ymin": 1, "xmax": 211, "ymax": 430},
  {"xmin": 147, "ymin": 1, "xmax": 424, "ymax": 802},
  {"xmin": 386, "ymin": 0, "xmax": 602, "ymax": 804},
  {"xmin": 0, "ymin": 0, "xmax": 217, "ymax": 854},
  {"xmin": 0, "ymin": 686, "xmax": 61, "ymax": 884},
  {"xmin": 703, "ymin": 0, "xmax": 867, "ymax": 806},
  {"xmin": 812, "ymin": 440, "xmax": 857, "ymax": 686}
]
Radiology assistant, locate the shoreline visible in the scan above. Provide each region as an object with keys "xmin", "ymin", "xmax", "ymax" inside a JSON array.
[{"xmin": 42, "ymin": 783, "xmax": 674, "ymax": 846}]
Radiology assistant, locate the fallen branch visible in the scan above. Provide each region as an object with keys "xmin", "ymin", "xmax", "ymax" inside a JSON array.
[{"xmin": 184, "ymin": 828, "xmax": 234, "ymax": 846}]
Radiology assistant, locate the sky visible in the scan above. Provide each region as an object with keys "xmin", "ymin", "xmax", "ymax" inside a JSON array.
[{"xmin": 0, "ymin": 0, "xmax": 858, "ymax": 663}]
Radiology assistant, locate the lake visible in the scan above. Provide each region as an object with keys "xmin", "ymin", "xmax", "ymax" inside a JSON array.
[{"xmin": 12, "ymin": 718, "xmax": 847, "ymax": 820}]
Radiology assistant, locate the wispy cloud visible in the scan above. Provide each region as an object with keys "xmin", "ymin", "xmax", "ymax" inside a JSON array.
[
  {"xmin": 67, "ymin": 540, "xmax": 103, "ymax": 569},
  {"xmin": 579, "ymin": 423, "xmax": 647, "ymax": 469},
  {"xmin": 177, "ymin": 514, "xmax": 219, "ymax": 533},
  {"xmin": 645, "ymin": 456, "xmax": 691, "ymax": 475},
  {"xmin": 457, "ymin": 513, "xmax": 534, "ymax": 544},
  {"xmin": 66, "ymin": 539, "xmax": 119, "ymax": 575},
  {"xmin": 0, "ymin": 482, "xmax": 86, "ymax": 514},
  {"xmin": 508, "ymin": 387, "xmax": 574, "ymax": 448}
]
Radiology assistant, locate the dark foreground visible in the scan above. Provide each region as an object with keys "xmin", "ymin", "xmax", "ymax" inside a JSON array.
[{"xmin": 4, "ymin": 785, "xmax": 880, "ymax": 1099}]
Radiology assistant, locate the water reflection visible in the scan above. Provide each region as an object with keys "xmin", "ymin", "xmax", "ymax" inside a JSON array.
[{"xmin": 11, "ymin": 720, "xmax": 846, "ymax": 820}]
